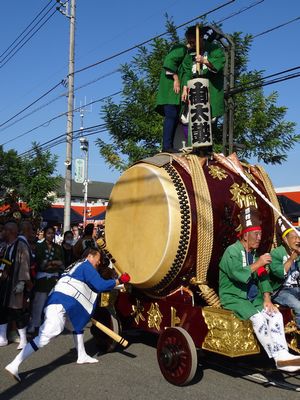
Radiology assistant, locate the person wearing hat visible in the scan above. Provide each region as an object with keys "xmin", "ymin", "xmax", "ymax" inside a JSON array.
[
  {"xmin": 269, "ymin": 217, "xmax": 300, "ymax": 328},
  {"xmin": 155, "ymin": 25, "xmax": 225, "ymax": 152},
  {"xmin": 219, "ymin": 206, "xmax": 300, "ymax": 372}
]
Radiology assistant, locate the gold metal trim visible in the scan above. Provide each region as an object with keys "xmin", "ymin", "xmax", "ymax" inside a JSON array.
[
  {"xmin": 170, "ymin": 307, "xmax": 181, "ymax": 327},
  {"xmin": 147, "ymin": 302, "xmax": 163, "ymax": 331},
  {"xmin": 208, "ymin": 165, "xmax": 228, "ymax": 181},
  {"xmin": 202, "ymin": 306, "xmax": 260, "ymax": 357},
  {"xmin": 230, "ymin": 182, "xmax": 258, "ymax": 209},
  {"xmin": 131, "ymin": 300, "xmax": 145, "ymax": 325}
]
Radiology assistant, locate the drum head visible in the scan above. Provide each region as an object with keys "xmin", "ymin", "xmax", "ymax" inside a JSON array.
[{"xmin": 105, "ymin": 163, "xmax": 182, "ymax": 288}]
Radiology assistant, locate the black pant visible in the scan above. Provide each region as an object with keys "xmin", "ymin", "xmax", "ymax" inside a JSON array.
[
  {"xmin": 0, "ymin": 307, "xmax": 29, "ymax": 329},
  {"xmin": 162, "ymin": 105, "xmax": 180, "ymax": 150}
]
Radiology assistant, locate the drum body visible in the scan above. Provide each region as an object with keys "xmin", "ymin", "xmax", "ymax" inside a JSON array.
[{"xmin": 105, "ymin": 153, "xmax": 277, "ymax": 297}]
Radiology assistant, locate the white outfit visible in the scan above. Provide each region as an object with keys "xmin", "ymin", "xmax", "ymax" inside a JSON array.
[
  {"xmin": 250, "ymin": 309, "xmax": 288, "ymax": 358},
  {"xmin": 250, "ymin": 309, "xmax": 300, "ymax": 372},
  {"xmin": 4, "ymin": 258, "xmax": 115, "ymax": 381},
  {"xmin": 34, "ymin": 304, "xmax": 67, "ymax": 348},
  {"xmin": 5, "ymin": 303, "xmax": 97, "ymax": 381}
]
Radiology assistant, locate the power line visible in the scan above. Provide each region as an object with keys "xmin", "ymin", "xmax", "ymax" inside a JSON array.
[
  {"xmin": 20, "ymin": 124, "xmax": 106, "ymax": 156},
  {"xmin": 0, "ymin": 5, "xmax": 59, "ymax": 69},
  {"xmin": 0, "ymin": 0, "xmax": 293, "ymax": 141},
  {"xmin": 38, "ymin": 128, "xmax": 107, "ymax": 154},
  {"xmin": 25, "ymin": 69, "xmax": 300, "ymax": 154},
  {"xmin": 19, "ymin": 124, "xmax": 107, "ymax": 157},
  {"xmin": 253, "ymin": 16, "xmax": 300, "ymax": 38},
  {"xmin": 0, "ymin": 0, "xmax": 263, "ymax": 134},
  {"xmin": 234, "ymin": 65, "xmax": 300, "ymax": 92},
  {"xmin": 216, "ymin": 0, "xmax": 264, "ymax": 24},
  {"xmin": 0, "ymin": 70, "xmax": 120, "ymax": 135},
  {"xmin": 229, "ymin": 68, "xmax": 300, "ymax": 95},
  {"xmin": 72, "ymin": 0, "xmax": 236, "ymax": 75},
  {"xmin": 16, "ymin": 66, "xmax": 300, "ymax": 157},
  {"xmin": 0, "ymin": 0, "xmax": 54, "ymax": 60},
  {"xmin": 5, "ymin": 62, "xmax": 300, "ymax": 148},
  {"xmin": 0, "ymin": 80, "xmax": 64, "ymax": 129},
  {"xmin": 74, "ymin": 69, "xmax": 120, "ymax": 92},
  {"xmin": 0, "ymin": 89, "xmax": 68, "ymax": 134},
  {"xmin": 1, "ymin": 91, "xmax": 121, "ymax": 146}
]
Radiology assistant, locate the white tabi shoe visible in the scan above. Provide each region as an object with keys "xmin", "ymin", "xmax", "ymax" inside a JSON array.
[
  {"xmin": 275, "ymin": 350, "xmax": 300, "ymax": 370},
  {"xmin": 77, "ymin": 355, "xmax": 99, "ymax": 364},
  {"xmin": 5, "ymin": 363, "xmax": 21, "ymax": 382},
  {"xmin": 0, "ymin": 323, "xmax": 8, "ymax": 347},
  {"xmin": 17, "ymin": 328, "xmax": 27, "ymax": 350},
  {"xmin": 74, "ymin": 333, "xmax": 99, "ymax": 364},
  {"xmin": 4, "ymin": 340, "xmax": 37, "ymax": 382},
  {"xmin": 0, "ymin": 338, "xmax": 8, "ymax": 347}
]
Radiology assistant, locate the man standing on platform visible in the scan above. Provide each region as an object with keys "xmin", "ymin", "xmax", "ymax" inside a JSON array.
[
  {"xmin": 219, "ymin": 207, "xmax": 300, "ymax": 372},
  {"xmin": 155, "ymin": 25, "xmax": 225, "ymax": 152}
]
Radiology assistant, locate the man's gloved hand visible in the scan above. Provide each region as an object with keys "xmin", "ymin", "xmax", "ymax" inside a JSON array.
[
  {"xmin": 257, "ymin": 266, "xmax": 268, "ymax": 277},
  {"xmin": 14, "ymin": 281, "xmax": 25, "ymax": 294},
  {"xmin": 119, "ymin": 273, "xmax": 131, "ymax": 284}
]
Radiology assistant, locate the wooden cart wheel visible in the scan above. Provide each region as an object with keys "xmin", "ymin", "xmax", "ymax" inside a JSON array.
[
  {"xmin": 90, "ymin": 308, "xmax": 120, "ymax": 353},
  {"xmin": 157, "ymin": 327, "xmax": 197, "ymax": 386}
]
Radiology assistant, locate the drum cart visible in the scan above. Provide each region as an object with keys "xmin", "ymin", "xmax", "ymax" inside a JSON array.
[
  {"xmin": 91, "ymin": 286, "xmax": 300, "ymax": 390},
  {"xmin": 90, "ymin": 151, "xmax": 300, "ymax": 390}
]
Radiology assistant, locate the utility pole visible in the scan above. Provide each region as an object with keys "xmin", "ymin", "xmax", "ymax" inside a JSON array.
[
  {"xmin": 80, "ymin": 136, "xmax": 89, "ymax": 227},
  {"xmin": 63, "ymin": 0, "xmax": 76, "ymax": 232},
  {"xmin": 76, "ymin": 98, "xmax": 92, "ymax": 227}
]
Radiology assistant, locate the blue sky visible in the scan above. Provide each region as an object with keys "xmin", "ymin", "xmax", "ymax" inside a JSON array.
[{"xmin": 0, "ymin": 0, "xmax": 299, "ymax": 188}]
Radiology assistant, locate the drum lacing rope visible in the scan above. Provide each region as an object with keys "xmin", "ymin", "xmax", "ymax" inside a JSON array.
[
  {"xmin": 186, "ymin": 154, "xmax": 221, "ymax": 308},
  {"xmin": 255, "ymin": 165, "xmax": 281, "ymax": 248}
]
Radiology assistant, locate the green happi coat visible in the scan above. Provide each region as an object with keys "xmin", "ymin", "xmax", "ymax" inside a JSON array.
[
  {"xmin": 269, "ymin": 245, "xmax": 300, "ymax": 292},
  {"xmin": 155, "ymin": 41, "xmax": 225, "ymax": 118},
  {"xmin": 219, "ymin": 240, "xmax": 273, "ymax": 320}
]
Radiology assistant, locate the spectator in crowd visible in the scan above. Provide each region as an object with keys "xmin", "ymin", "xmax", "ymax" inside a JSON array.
[
  {"xmin": 53, "ymin": 225, "xmax": 63, "ymax": 245},
  {"xmin": 73, "ymin": 224, "xmax": 97, "ymax": 261},
  {"xmin": 0, "ymin": 221, "xmax": 31, "ymax": 350},
  {"xmin": 71, "ymin": 225, "xmax": 80, "ymax": 245},
  {"xmin": 61, "ymin": 230, "xmax": 74, "ymax": 269},
  {"xmin": 0, "ymin": 223, "xmax": 5, "ymax": 248},
  {"xmin": 36, "ymin": 229, "xmax": 44, "ymax": 243},
  {"xmin": 19, "ymin": 221, "xmax": 35, "ymax": 274},
  {"xmin": 8, "ymin": 221, "xmax": 35, "ymax": 344},
  {"xmin": 28, "ymin": 226, "xmax": 63, "ymax": 334}
]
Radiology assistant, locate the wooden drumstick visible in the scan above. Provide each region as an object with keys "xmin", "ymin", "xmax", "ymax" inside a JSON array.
[
  {"xmin": 196, "ymin": 23, "xmax": 200, "ymax": 75},
  {"xmin": 91, "ymin": 318, "xmax": 128, "ymax": 347}
]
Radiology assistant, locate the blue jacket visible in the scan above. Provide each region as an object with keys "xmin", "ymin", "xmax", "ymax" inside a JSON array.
[{"xmin": 46, "ymin": 259, "xmax": 115, "ymax": 332}]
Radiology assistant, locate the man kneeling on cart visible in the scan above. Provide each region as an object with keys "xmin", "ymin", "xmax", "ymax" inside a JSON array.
[{"xmin": 219, "ymin": 206, "xmax": 300, "ymax": 372}]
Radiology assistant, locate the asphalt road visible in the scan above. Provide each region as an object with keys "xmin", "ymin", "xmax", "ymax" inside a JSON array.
[{"xmin": 1, "ymin": 327, "xmax": 300, "ymax": 400}]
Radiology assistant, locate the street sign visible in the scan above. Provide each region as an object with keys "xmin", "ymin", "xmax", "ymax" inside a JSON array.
[{"xmin": 74, "ymin": 158, "xmax": 85, "ymax": 183}]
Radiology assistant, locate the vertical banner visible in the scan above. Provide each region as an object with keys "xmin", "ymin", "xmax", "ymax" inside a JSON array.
[
  {"xmin": 74, "ymin": 158, "xmax": 85, "ymax": 183},
  {"xmin": 187, "ymin": 77, "xmax": 213, "ymax": 148}
]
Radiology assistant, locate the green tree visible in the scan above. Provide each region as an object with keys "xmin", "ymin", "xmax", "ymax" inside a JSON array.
[
  {"xmin": 98, "ymin": 20, "xmax": 299, "ymax": 170},
  {"xmin": 0, "ymin": 144, "xmax": 61, "ymax": 214}
]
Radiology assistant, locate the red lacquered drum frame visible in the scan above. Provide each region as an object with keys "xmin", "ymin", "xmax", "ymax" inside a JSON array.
[{"xmin": 105, "ymin": 153, "xmax": 278, "ymax": 302}]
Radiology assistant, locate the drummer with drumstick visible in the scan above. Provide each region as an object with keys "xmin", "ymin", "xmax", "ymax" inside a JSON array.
[{"xmin": 5, "ymin": 248, "xmax": 131, "ymax": 382}]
